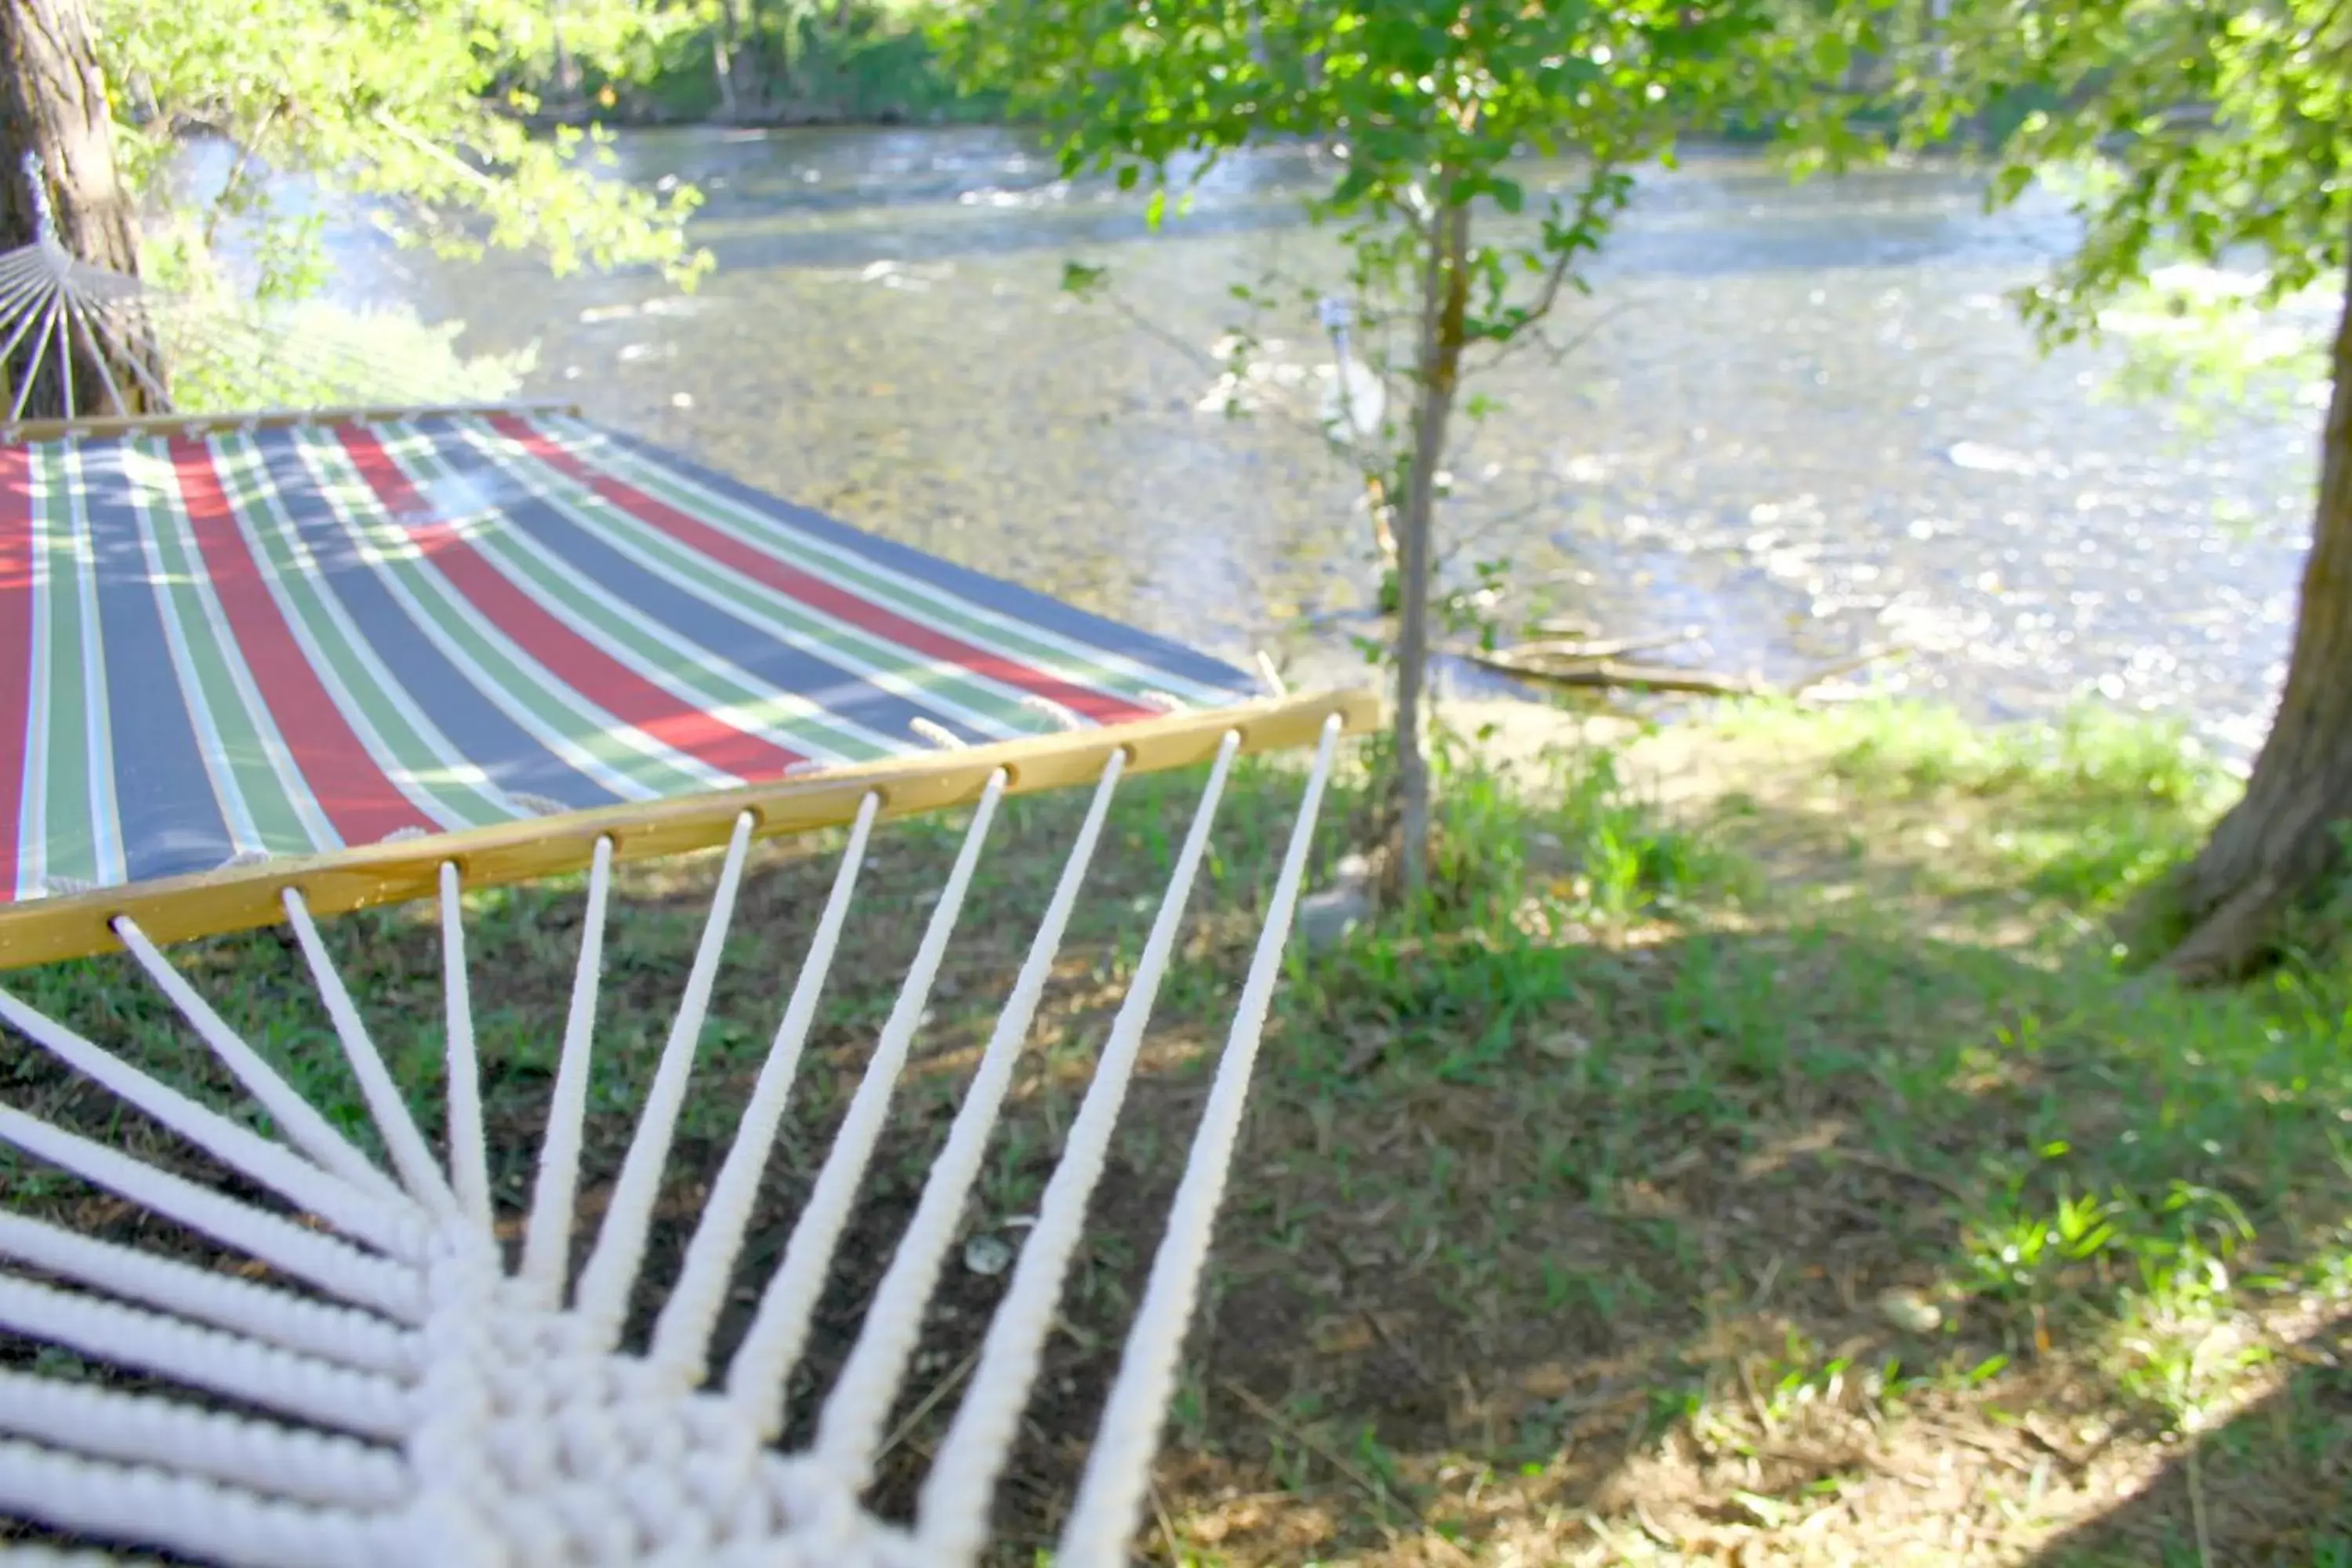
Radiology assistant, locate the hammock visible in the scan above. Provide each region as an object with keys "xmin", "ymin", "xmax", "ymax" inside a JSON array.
[{"xmin": 0, "ymin": 182, "xmax": 1379, "ymax": 1566}]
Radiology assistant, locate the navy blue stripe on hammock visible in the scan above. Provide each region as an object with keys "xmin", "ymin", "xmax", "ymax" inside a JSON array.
[
  {"xmin": 249, "ymin": 426, "xmax": 626, "ymax": 815},
  {"xmin": 581, "ymin": 422, "xmax": 1261, "ymax": 701},
  {"xmin": 80, "ymin": 441, "xmax": 238, "ymax": 884},
  {"xmin": 426, "ymin": 423, "xmax": 986, "ymax": 750}
]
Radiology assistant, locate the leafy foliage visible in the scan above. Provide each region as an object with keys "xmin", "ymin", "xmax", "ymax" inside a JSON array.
[
  {"xmin": 156, "ymin": 296, "xmax": 539, "ymax": 412},
  {"xmin": 97, "ymin": 0, "xmax": 713, "ymax": 296},
  {"xmin": 1880, "ymin": 0, "xmax": 2352, "ymax": 975},
  {"xmin": 2097, "ymin": 263, "xmax": 2335, "ymax": 434},
  {"xmin": 959, "ymin": 0, "xmax": 1873, "ymax": 890},
  {"xmin": 1887, "ymin": 0, "xmax": 2352, "ymax": 339},
  {"xmin": 615, "ymin": 0, "xmax": 992, "ymax": 123},
  {"xmin": 968, "ymin": 0, "xmax": 1864, "ymax": 336}
]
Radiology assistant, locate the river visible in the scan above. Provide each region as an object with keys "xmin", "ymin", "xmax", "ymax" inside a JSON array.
[{"xmin": 339, "ymin": 126, "xmax": 2317, "ymax": 764}]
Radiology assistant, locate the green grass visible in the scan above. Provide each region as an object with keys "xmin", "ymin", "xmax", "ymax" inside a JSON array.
[
  {"xmin": 1720, "ymin": 695, "xmax": 2235, "ymax": 912},
  {"xmin": 5, "ymin": 700, "xmax": 2351, "ymax": 1564}
]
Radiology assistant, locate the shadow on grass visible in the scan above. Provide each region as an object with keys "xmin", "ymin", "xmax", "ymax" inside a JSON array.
[
  {"xmin": 1182, "ymin": 913, "xmax": 2351, "ymax": 1564},
  {"xmin": 5, "ymin": 710, "xmax": 2352, "ymax": 1563},
  {"xmin": 2024, "ymin": 1333, "xmax": 2352, "ymax": 1567}
]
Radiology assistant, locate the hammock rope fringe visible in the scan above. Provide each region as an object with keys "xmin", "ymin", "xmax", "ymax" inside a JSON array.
[
  {"xmin": 0, "ymin": 152, "xmax": 513, "ymax": 425},
  {"xmin": 644, "ymin": 794, "xmax": 875, "ymax": 1385},
  {"xmin": 0, "ymin": 715, "xmax": 1346, "ymax": 1565},
  {"xmin": 0, "ymin": 180, "xmax": 1374, "ymax": 1563}
]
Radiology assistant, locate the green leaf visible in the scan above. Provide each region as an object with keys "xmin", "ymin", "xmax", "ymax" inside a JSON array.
[
  {"xmin": 1330, "ymin": 165, "xmax": 1377, "ymax": 210},
  {"xmin": 1491, "ymin": 178, "xmax": 1525, "ymax": 216},
  {"xmin": 1811, "ymin": 31, "xmax": 1850, "ymax": 82},
  {"xmin": 1991, "ymin": 162, "xmax": 2036, "ymax": 208},
  {"xmin": 96, "ymin": 0, "xmax": 708, "ymax": 295}
]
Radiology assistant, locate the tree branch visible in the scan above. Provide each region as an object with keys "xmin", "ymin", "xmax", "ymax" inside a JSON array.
[
  {"xmin": 1091, "ymin": 284, "xmax": 1342, "ymax": 449},
  {"xmin": 1473, "ymin": 159, "xmax": 1628, "ymax": 343},
  {"xmin": 201, "ymin": 100, "xmax": 283, "ymax": 249},
  {"xmin": 1467, "ymin": 295, "xmax": 1640, "ymax": 377}
]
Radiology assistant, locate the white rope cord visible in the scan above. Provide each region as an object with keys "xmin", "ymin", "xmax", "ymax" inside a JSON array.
[
  {"xmin": 131, "ymin": 300, "xmax": 483, "ymax": 412},
  {"xmin": 72, "ymin": 288, "xmax": 171, "ymax": 411},
  {"xmin": 0, "ymin": 273, "xmax": 63, "ymax": 336},
  {"xmin": 281, "ymin": 888, "xmax": 463, "ymax": 1221},
  {"xmin": 0, "ymin": 1273, "xmax": 413, "ymax": 1439},
  {"xmin": 0, "ymin": 1104, "xmax": 424, "ymax": 1321},
  {"xmin": 519, "ymin": 833, "xmax": 616, "ymax": 1306},
  {"xmin": 648, "ymin": 793, "xmax": 880, "ymax": 1382},
  {"xmin": 1018, "ymin": 694, "xmax": 1086, "ymax": 733},
  {"xmin": 1058, "ymin": 713, "xmax": 1343, "ymax": 1566},
  {"xmin": 112, "ymin": 916, "xmax": 408, "ymax": 1210},
  {"xmin": 814, "ymin": 753, "xmax": 1126, "ymax": 1487},
  {"xmin": 53, "ymin": 304, "xmax": 75, "ymax": 421},
  {"xmin": 9, "ymin": 297, "xmax": 64, "ymax": 422},
  {"xmin": 0, "ymin": 201, "xmax": 78, "ymax": 369},
  {"xmin": 0, "ymin": 276, "xmax": 53, "ymax": 326},
  {"xmin": 0, "ymin": 285, "xmax": 59, "ymax": 379},
  {"xmin": 4, "ymin": 262, "xmax": 62, "ymax": 394},
  {"xmin": 727, "ymin": 771, "xmax": 1009, "ymax": 1437},
  {"xmin": 0, "ymin": 981, "xmax": 420, "ymax": 1257},
  {"xmin": 0, "ymin": 715, "xmax": 1352, "ymax": 1566},
  {"xmin": 0, "ymin": 285, "xmax": 52, "ymax": 370},
  {"xmin": 0, "ymin": 245, "xmax": 56, "ymax": 296},
  {"xmin": 0, "ymin": 314, "xmax": 49, "ymax": 397},
  {"xmin": 0, "ymin": 1441, "xmax": 384, "ymax": 1568},
  {"xmin": 0, "ymin": 1211, "xmax": 418, "ymax": 1375},
  {"xmin": 914, "ymin": 731, "xmax": 1242, "ymax": 1563},
  {"xmin": 440, "ymin": 862, "xmax": 493, "ymax": 1230},
  {"xmin": 570, "ymin": 811, "xmax": 755, "ymax": 1352},
  {"xmin": 0, "ymin": 1370, "xmax": 412, "ymax": 1509},
  {"xmin": 0, "ymin": 151, "xmax": 509, "ymax": 423},
  {"xmin": 56, "ymin": 285, "xmax": 126, "ymax": 419}
]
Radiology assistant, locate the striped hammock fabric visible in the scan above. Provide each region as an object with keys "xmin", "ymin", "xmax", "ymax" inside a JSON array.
[
  {"xmin": 0, "ymin": 390, "xmax": 1369, "ymax": 1563},
  {"xmin": 0, "ymin": 409, "xmax": 1258, "ymax": 905}
]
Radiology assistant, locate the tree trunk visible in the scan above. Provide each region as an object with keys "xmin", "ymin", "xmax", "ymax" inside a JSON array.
[
  {"xmin": 2153, "ymin": 245, "xmax": 2352, "ymax": 982},
  {"xmin": 550, "ymin": 0, "xmax": 583, "ymax": 111},
  {"xmin": 0, "ymin": 0, "xmax": 165, "ymax": 418},
  {"xmin": 712, "ymin": 34, "xmax": 742, "ymax": 122},
  {"xmin": 713, "ymin": 0, "xmax": 766, "ymax": 121},
  {"xmin": 1392, "ymin": 199, "xmax": 1472, "ymax": 900}
]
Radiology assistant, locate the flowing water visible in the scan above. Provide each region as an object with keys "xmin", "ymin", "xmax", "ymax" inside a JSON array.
[{"xmin": 341, "ymin": 126, "xmax": 2317, "ymax": 762}]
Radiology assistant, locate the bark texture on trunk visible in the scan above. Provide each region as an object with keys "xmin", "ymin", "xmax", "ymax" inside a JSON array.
[
  {"xmin": 713, "ymin": 0, "xmax": 768, "ymax": 122},
  {"xmin": 2157, "ymin": 247, "xmax": 2352, "ymax": 982},
  {"xmin": 0, "ymin": 0, "xmax": 162, "ymax": 417},
  {"xmin": 1392, "ymin": 199, "xmax": 1472, "ymax": 900}
]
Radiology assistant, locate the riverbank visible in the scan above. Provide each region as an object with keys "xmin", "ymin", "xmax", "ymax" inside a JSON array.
[
  {"xmin": 6, "ymin": 695, "xmax": 2345, "ymax": 1562},
  {"xmin": 510, "ymin": 0, "xmax": 2004, "ymax": 140},
  {"xmin": 532, "ymin": 0, "xmax": 994, "ymax": 130}
]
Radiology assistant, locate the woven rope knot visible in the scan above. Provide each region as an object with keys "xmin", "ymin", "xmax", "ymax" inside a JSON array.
[
  {"xmin": 350, "ymin": 1218, "xmax": 840, "ymax": 1564},
  {"xmin": 0, "ymin": 717, "xmax": 1347, "ymax": 1566}
]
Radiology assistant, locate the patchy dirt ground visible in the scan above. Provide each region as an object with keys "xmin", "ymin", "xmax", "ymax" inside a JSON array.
[{"xmin": 5, "ymin": 700, "xmax": 2349, "ymax": 1565}]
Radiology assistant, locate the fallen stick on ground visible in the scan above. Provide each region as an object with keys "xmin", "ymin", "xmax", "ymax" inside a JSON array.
[
  {"xmin": 1525, "ymin": 615, "xmax": 1599, "ymax": 640},
  {"xmin": 1784, "ymin": 644, "xmax": 1915, "ymax": 693},
  {"xmin": 1456, "ymin": 643, "xmax": 1910, "ymax": 700},
  {"xmin": 1500, "ymin": 630, "xmax": 1697, "ymax": 662},
  {"xmin": 1463, "ymin": 653, "xmax": 1770, "ymax": 697}
]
